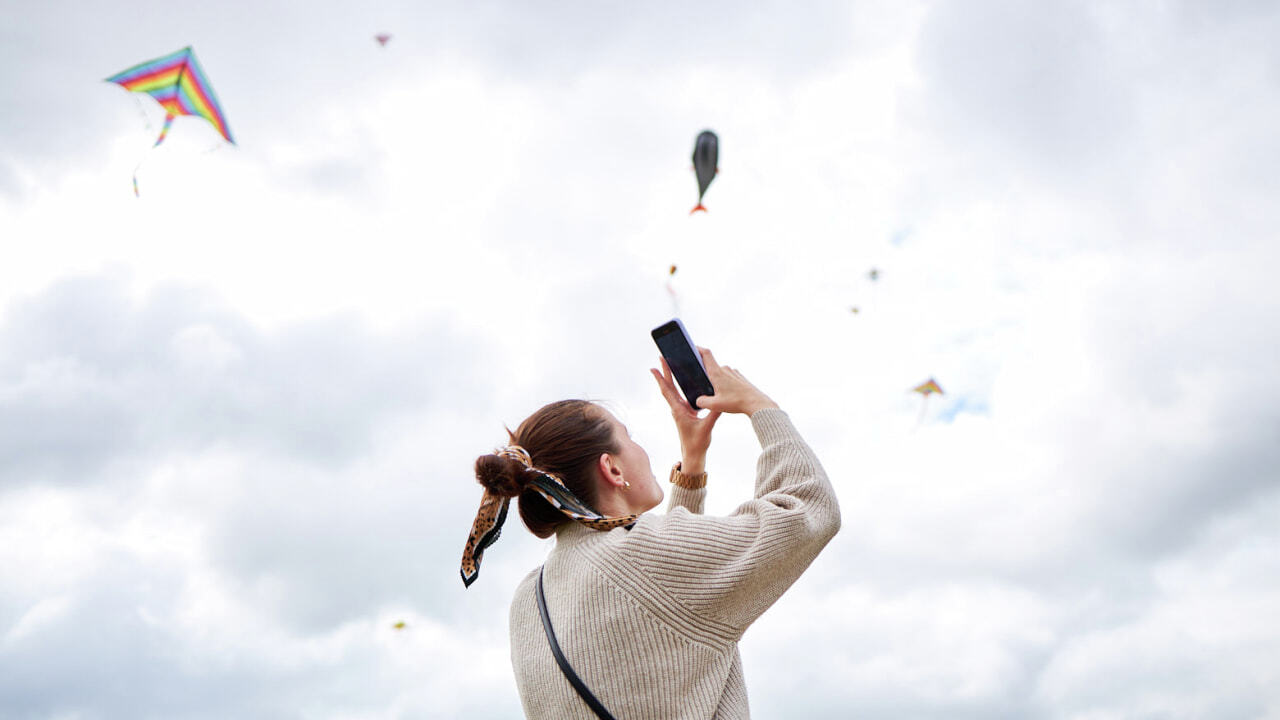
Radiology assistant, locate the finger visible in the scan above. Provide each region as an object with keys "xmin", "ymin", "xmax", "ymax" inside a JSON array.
[
  {"xmin": 656, "ymin": 358, "xmax": 680, "ymax": 388},
  {"xmin": 650, "ymin": 367, "xmax": 681, "ymax": 403},
  {"xmin": 658, "ymin": 360, "xmax": 688, "ymax": 403},
  {"xmin": 698, "ymin": 347, "xmax": 721, "ymax": 372},
  {"xmin": 655, "ymin": 357, "xmax": 673, "ymax": 388},
  {"xmin": 652, "ymin": 361, "xmax": 670, "ymax": 388},
  {"xmin": 650, "ymin": 368, "xmax": 680, "ymax": 405},
  {"xmin": 653, "ymin": 369, "xmax": 700, "ymax": 420},
  {"xmin": 658, "ymin": 359, "xmax": 697, "ymax": 410}
]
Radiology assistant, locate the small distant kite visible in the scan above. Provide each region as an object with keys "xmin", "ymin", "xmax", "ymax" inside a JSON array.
[
  {"xmin": 847, "ymin": 269, "xmax": 879, "ymax": 316},
  {"xmin": 665, "ymin": 264, "xmax": 680, "ymax": 313},
  {"xmin": 913, "ymin": 378, "xmax": 943, "ymax": 396},
  {"xmin": 392, "ymin": 621, "xmax": 406, "ymax": 630},
  {"xmin": 375, "ymin": 33, "xmax": 392, "ymax": 47},
  {"xmin": 690, "ymin": 130, "xmax": 718, "ymax": 214},
  {"xmin": 106, "ymin": 46, "xmax": 234, "ymax": 196},
  {"xmin": 912, "ymin": 378, "xmax": 944, "ymax": 427}
]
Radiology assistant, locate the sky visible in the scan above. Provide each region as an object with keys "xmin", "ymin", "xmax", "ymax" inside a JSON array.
[{"xmin": 2, "ymin": 0, "xmax": 1279, "ymax": 718}]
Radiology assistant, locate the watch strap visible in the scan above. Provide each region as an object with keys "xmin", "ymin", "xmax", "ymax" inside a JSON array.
[{"xmin": 670, "ymin": 462, "xmax": 707, "ymax": 489}]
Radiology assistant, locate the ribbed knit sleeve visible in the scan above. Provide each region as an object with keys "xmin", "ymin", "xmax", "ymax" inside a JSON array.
[
  {"xmin": 620, "ymin": 407, "xmax": 841, "ymax": 635},
  {"xmin": 667, "ymin": 482, "xmax": 706, "ymax": 514}
]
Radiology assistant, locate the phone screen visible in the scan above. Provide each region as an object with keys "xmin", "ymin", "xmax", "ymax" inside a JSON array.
[{"xmin": 651, "ymin": 319, "xmax": 715, "ymax": 411}]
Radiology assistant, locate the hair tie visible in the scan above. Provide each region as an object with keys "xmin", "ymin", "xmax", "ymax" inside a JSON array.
[
  {"xmin": 460, "ymin": 445, "xmax": 639, "ymax": 587},
  {"xmin": 495, "ymin": 444, "xmax": 533, "ymax": 470}
]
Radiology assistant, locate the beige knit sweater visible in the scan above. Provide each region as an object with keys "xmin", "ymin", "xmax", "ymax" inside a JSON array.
[{"xmin": 508, "ymin": 408, "xmax": 841, "ymax": 719}]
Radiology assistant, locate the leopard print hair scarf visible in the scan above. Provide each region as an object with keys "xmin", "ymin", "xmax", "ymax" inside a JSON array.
[{"xmin": 460, "ymin": 445, "xmax": 637, "ymax": 587}]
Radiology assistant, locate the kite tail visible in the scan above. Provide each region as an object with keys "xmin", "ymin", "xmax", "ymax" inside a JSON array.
[
  {"xmin": 132, "ymin": 114, "xmax": 175, "ymax": 196},
  {"xmin": 131, "ymin": 158, "xmax": 145, "ymax": 198},
  {"xmin": 913, "ymin": 396, "xmax": 929, "ymax": 431},
  {"xmin": 153, "ymin": 114, "xmax": 175, "ymax": 147},
  {"xmin": 690, "ymin": 204, "xmax": 707, "ymax": 214}
]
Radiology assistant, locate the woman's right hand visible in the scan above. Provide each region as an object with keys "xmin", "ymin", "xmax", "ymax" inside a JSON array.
[{"xmin": 694, "ymin": 348, "xmax": 779, "ymax": 416}]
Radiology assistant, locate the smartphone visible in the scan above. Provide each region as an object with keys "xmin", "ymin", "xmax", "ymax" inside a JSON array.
[{"xmin": 651, "ymin": 318, "xmax": 715, "ymax": 411}]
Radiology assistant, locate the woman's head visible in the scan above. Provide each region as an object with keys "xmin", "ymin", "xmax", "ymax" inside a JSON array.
[{"xmin": 474, "ymin": 400, "xmax": 661, "ymax": 538}]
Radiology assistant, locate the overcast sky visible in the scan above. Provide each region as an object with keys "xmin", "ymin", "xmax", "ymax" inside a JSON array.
[{"xmin": 2, "ymin": 0, "xmax": 1279, "ymax": 718}]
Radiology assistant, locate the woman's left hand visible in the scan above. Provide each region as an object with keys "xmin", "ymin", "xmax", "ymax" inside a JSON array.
[{"xmin": 651, "ymin": 357, "xmax": 721, "ymax": 474}]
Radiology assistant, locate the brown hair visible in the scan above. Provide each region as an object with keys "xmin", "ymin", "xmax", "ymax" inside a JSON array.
[{"xmin": 473, "ymin": 399, "xmax": 619, "ymax": 538}]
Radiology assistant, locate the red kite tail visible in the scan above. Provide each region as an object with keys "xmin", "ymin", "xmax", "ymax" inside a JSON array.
[{"xmin": 690, "ymin": 204, "xmax": 707, "ymax": 214}]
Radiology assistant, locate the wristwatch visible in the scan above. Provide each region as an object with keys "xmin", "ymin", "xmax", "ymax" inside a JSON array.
[{"xmin": 669, "ymin": 462, "xmax": 707, "ymax": 489}]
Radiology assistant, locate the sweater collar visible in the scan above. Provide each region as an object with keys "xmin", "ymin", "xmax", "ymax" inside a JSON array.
[{"xmin": 555, "ymin": 516, "xmax": 638, "ymax": 547}]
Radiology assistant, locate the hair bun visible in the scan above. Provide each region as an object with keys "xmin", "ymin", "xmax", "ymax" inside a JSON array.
[{"xmin": 474, "ymin": 453, "xmax": 530, "ymax": 498}]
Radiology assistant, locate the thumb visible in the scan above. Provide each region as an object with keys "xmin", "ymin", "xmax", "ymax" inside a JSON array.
[{"xmin": 696, "ymin": 394, "xmax": 722, "ymax": 412}]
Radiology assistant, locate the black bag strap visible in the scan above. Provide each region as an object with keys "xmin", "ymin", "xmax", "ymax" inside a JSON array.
[{"xmin": 536, "ymin": 566, "xmax": 617, "ymax": 720}]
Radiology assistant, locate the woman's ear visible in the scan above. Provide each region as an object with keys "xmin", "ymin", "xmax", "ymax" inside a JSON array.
[
  {"xmin": 596, "ymin": 452, "xmax": 626, "ymax": 488},
  {"xmin": 595, "ymin": 452, "xmax": 612, "ymax": 483}
]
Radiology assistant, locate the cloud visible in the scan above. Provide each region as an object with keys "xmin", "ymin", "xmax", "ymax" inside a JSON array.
[
  {"xmin": 445, "ymin": 0, "xmax": 861, "ymax": 79},
  {"xmin": 0, "ymin": 0, "xmax": 870, "ymax": 201},
  {"xmin": 2, "ymin": 0, "xmax": 1280, "ymax": 717},
  {"xmin": 0, "ymin": 272, "xmax": 529, "ymax": 717},
  {"xmin": 728, "ymin": 234, "xmax": 1280, "ymax": 717},
  {"xmin": 1031, "ymin": 496, "xmax": 1280, "ymax": 718},
  {"xmin": 913, "ymin": 0, "xmax": 1132, "ymax": 173},
  {"xmin": 0, "ymin": 526, "xmax": 526, "ymax": 718},
  {"xmin": 0, "ymin": 273, "xmax": 493, "ymax": 484}
]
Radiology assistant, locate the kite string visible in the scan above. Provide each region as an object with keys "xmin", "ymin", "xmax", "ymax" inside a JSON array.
[
  {"xmin": 130, "ymin": 94, "xmax": 154, "ymax": 134},
  {"xmin": 913, "ymin": 394, "xmax": 929, "ymax": 431},
  {"xmin": 131, "ymin": 115, "xmax": 173, "ymax": 198},
  {"xmin": 124, "ymin": 104, "xmax": 162, "ymax": 198}
]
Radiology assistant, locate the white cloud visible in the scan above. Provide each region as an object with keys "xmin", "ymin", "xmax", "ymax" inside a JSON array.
[{"xmin": 1, "ymin": 0, "xmax": 1279, "ymax": 717}]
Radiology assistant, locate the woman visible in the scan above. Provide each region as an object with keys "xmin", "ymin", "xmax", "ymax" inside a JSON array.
[{"xmin": 461, "ymin": 348, "xmax": 840, "ymax": 719}]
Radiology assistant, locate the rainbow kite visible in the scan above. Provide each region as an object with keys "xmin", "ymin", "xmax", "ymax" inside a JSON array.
[
  {"xmin": 106, "ymin": 46, "xmax": 233, "ymax": 194},
  {"xmin": 912, "ymin": 378, "xmax": 943, "ymax": 396},
  {"xmin": 911, "ymin": 377, "xmax": 944, "ymax": 428}
]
